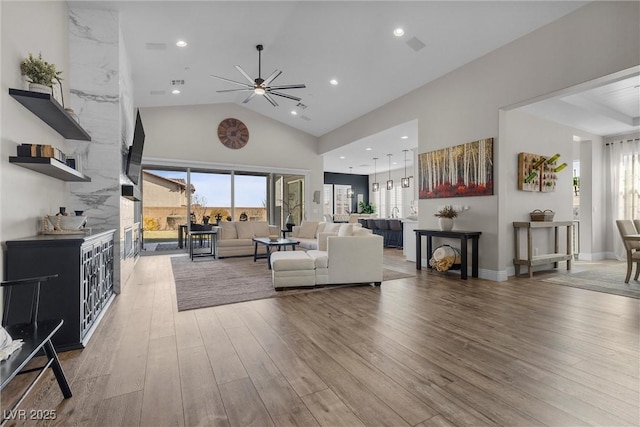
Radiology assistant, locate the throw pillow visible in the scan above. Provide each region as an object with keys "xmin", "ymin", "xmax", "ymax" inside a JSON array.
[
  {"xmin": 324, "ymin": 223, "xmax": 341, "ymax": 233},
  {"xmin": 219, "ymin": 222, "xmax": 237, "ymax": 240},
  {"xmin": 236, "ymin": 222, "xmax": 254, "ymax": 239},
  {"xmin": 338, "ymin": 223, "xmax": 353, "ymax": 237},
  {"xmin": 251, "ymin": 221, "xmax": 270, "ymax": 238},
  {"xmin": 352, "ymin": 228, "xmax": 371, "ymax": 236},
  {"xmin": 316, "ymin": 222, "xmax": 327, "ymax": 236},
  {"xmin": 298, "ymin": 221, "xmax": 319, "ymax": 239}
]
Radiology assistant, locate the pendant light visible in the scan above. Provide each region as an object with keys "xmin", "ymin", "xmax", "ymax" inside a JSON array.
[
  {"xmin": 401, "ymin": 149, "xmax": 410, "ymax": 188},
  {"xmin": 372, "ymin": 157, "xmax": 379, "ymax": 192},
  {"xmin": 386, "ymin": 154, "xmax": 393, "ymax": 190},
  {"xmin": 347, "ymin": 167, "xmax": 354, "ymax": 198}
]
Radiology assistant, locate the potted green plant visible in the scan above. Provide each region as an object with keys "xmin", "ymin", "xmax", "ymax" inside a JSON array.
[
  {"xmin": 358, "ymin": 201, "xmax": 375, "ymax": 214},
  {"xmin": 20, "ymin": 53, "xmax": 63, "ymax": 95},
  {"xmin": 434, "ymin": 205, "xmax": 458, "ymax": 231}
]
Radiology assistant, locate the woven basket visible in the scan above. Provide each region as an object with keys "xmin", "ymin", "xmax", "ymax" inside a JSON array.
[{"xmin": 529, "ymin": 209, "xmax": 555, "ymax": 221}]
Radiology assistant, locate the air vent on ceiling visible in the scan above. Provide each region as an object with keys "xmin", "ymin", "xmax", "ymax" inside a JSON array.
[
  {"xmin": 300, "ymin": 115, "xmax": 311, "ymax": 121},
  {"xmin": 145, "ymin": 43, "xmax": 167, "ymax": 50},
  {"xmin": 296, "ymin": 102, "xmax": 308, "ymax": 109},
  {"xmin": 171, "ymin": 79, "xmax": 185, "ymax": 86},
  {"xmin": 150, "ymin": 90, "xmax": 166, "ymax": 95},
  {"xmin": 406, "ymin": 37, "xmax": 426, "ymax": 52}
]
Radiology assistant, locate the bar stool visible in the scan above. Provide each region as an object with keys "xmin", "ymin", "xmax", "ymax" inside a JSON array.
[
  {"xmin": 366, "ymin": 218, "xmax": 378, "ymax": 234},
  {"xmin": 388, "ymin": 219, "xmax": 403, "ymax": 248},
  {"xmin": 376, "ymin": 219, "xmax": 390, "ymax": 247}
]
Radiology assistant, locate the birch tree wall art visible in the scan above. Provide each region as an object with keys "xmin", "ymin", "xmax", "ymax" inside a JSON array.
[{"xmin": 418, "ymin": 138, "xmax": 494, "ymax": 199}]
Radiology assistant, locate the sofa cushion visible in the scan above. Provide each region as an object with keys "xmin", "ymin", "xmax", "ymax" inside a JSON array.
[
  {"xmin": 270, "ymin": 251, "xmax": 315, "ymax": 271},
  {"xmin": 307, "ymin": 250, "xmax": 328, "ymax": 269},
  {"xmin": 236, "ymin": 221, "xmax": 254, "ymax": 239},
  {"xmin": 338, "ymin": 223, "xmax": 354, "ymax": 237},
  {"xmin": 219, "ymin": 221, "xmax": 238, "ymax": 240},
  {"xmin": 252, "ymin": 221, "xmax": 270, "ymax": 237},
  {"xmin": 324, "ymin": 223, "xmax": 341, "ymax": 233},
  {"xmin": 298, "ymin": 221, "xmax": 318, "ymax": 239},
  {"xmin": 352, "ymin": 227, "xmax": 372, "ymax": 236},
  {"xmin": 316, "ymin": 222, "xmax": 327, "ymax": 236},
  {"xmin": 217, "ymin": 238, "xmax": 254, "ymax": 248}
]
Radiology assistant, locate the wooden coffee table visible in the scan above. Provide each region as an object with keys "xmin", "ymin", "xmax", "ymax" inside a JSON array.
[{"xmin": 252, "ymin": 237, "xmax": 300, "ymax": 269}]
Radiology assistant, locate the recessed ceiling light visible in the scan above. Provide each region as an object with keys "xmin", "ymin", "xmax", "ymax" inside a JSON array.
[
  {"xmin": 340, "ymin": 156, "xmax": 345, "ymax": 159},
  {"xmin": 393, "ymin": 28, "xmax": 405, "ymax": 37},
  {"xmin": 291, "ymin": 110, "xmax": 298, "ymax": 115},
  {"xmin": 330, "ymin": 79, "xmax": 338, "ymax": 85},
  {"xmin": 171, "ymin": 89, "xmax": 181, "ymax": 95},
  {"xmin": 176, "ymin": 40, "xmax": 187, "ymax": 47},
  {"xmin": 401, "ymin": 135, "xmax": 408, "ymax": 139},
  {"xmin": 366, "ymin": 147, "xmax": 372, "ymax": 151}
]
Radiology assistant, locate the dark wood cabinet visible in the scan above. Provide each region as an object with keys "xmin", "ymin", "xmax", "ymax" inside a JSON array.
[{"xmin": 4, "ymin": 230, "xmax": 115, "ymax": 351}]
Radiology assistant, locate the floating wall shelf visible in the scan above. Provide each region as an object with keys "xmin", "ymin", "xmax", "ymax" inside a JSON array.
[
  {"xmin": 9, "ymin": 89, "xmax": 91, "ymax": 141},
  {"xmin": 9, "ymin": 157, "xmax": 91, "ymax": 182}
]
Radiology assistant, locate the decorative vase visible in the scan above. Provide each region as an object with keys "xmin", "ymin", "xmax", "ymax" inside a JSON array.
[
  {"xmin": 439, "ymin": 217, "xmax": 454, "ymax": 231},
  {"xmin": 285, "ymin": 214, "xmax": 295, "ymax": 231},
  {"xmin": 29, "ymin": 83, "xmax": 51, "ymax": 94}
]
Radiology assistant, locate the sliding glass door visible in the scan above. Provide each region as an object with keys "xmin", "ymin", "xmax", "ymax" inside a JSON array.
[{"xmin": 141, "ymin": 167, "xmax": 299, "ymax": 250}]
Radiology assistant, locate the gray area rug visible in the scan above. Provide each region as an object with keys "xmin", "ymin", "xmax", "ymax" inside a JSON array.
[
  {"xmin": 540, "ymin": 263, "xmax": 640, "ymax": 299},
  {"xmin": 171, "ymin": 255, "xmax": 415, "ymax": 311}
]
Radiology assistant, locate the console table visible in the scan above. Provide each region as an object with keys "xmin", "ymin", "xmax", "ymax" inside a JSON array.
[
  {"xmin": 415, "ymin": 229, "xmax": 481, "ymax": 279},
  {"xmin": 513, "ymin": 221, "xmax": 573, "ymax": 278},
  {"xmin": 5, "ymin": 230, "xmax": 115, "ymax": 350}
]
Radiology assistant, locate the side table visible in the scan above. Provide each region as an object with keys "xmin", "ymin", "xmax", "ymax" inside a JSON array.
[{"xmin": 415, "ymin": 229, "xmax": 482, "ymax": 279}]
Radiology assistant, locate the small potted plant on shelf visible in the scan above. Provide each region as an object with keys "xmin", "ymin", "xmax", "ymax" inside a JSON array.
[
  {"xmin": 20, "ymin": 53, "xmax": 63, "ymax": 95},
  {"xmin": 434, "ymin": 205, "xmax": 458, "ymax": 231}
]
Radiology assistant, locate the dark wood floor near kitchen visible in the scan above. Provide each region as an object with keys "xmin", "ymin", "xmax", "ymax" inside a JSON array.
[{"xmin": 4, "ymin": 250, "xmax": 639, "ymax": 426}]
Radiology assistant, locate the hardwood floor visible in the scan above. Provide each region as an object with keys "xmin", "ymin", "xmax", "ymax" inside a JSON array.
[{"xmin": 3, "ymin": 250, "xmax": 638, "ymax": 426}]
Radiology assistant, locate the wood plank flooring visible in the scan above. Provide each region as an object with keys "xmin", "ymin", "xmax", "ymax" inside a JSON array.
[{"xmin": 3, "ymin": 250, "xmax": 638, "ymax": 426}]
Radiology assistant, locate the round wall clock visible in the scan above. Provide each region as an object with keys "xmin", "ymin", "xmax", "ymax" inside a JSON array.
[{"xmin": 218, "ymin": 118, "xmax": 249, "ymax": 149}]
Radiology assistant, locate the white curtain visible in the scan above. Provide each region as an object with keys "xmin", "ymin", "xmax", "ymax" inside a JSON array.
[{"xmin": 607, "ymin": 138, "xmax": 640, "ymax": 260}]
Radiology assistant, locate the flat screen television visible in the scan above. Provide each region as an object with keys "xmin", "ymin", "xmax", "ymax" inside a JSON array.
[{"xmin": 126, "ymin": 110, "xmax": 145, "ymax": 185}]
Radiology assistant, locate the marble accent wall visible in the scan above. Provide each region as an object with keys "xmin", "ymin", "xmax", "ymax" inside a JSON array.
[{"xmin": 67, "ymin": 7, "xmax": 136, "ymax": 292}]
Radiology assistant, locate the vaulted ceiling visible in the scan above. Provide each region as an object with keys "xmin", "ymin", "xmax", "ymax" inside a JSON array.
[{"xmin": 71, "ymin": 1, "xmax": 638, "ymax": 175}]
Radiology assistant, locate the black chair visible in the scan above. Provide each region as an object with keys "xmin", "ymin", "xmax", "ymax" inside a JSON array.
[
  {"xmin": 1, "ymin": 275, "xmax": 72, "ymax": 422},
  {"xmin": 366, "ymin": 219, "xmax": 379, "ymax": 235},
  {"xmin": 388, "ymin": 219, "xmax": 404, "ymax": 248},
  {"xmin": 376, "ymin": 219, "xmax": 390, "ymax": 247}
]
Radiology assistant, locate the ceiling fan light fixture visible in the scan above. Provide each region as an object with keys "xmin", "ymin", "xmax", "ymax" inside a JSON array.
[
  {"xmin": 254, "ymin": 87, "xmax": 266, "ymax": 95},
  {"xmin": 393, "ymin": 28, "xmax": 405, "ymax": 37}
]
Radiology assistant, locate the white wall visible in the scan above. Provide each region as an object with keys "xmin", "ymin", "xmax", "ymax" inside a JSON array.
[
  {"xmin": 319, "ymin": 1, "xmax": 640, "ymax": 279},
  {"xmin": 141, "ymin": 103, "xmax": 324, "ymax": 220},
  {"xmin": 501, "ymin": 109, "xmax": 604, "ymax": 274},
  {"xmin": 1, "ymin": 1, "xmax": 71, "ymax": 278}
]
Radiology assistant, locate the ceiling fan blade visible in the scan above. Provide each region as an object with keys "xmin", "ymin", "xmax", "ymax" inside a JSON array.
[
  {"xmin": 216, "ymin": 88, "xmax": 252, "ymax": 93},
  {"xmin": 242, "ymin": 92, "xmax": 257, "ymax": 104},
  {"xmin": 268, "ymin": 84, "xmax": 306, "ymax": 90},
  {"xmin": 263, "ymin": 93, "xmax": 279, "ymax": 107},
  {"xmin": 210, "ymin": 75, "xmax": 252, "ymax": 87},
  {"xmin": 235, "ymin": 65, "xmax": 255, "ymax": 84},
  {"xmin": 263, "ymin": 70, "xmax": 282, "ymax": 86},
  {"xmin": 268, "ymin": 91, "xmax": 302, "ymax": 102}
]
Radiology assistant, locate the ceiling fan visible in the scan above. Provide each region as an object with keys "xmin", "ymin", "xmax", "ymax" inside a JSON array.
[{"xmin": 211, "ymin": 44, "xmax": 306, "ymax": 107}]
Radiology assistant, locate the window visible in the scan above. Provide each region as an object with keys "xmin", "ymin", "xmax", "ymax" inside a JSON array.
[
  {"xmin": 323, "ymin": 184, "xmax": 333, "ymax": 216},
  {"xmin": 334, "ymin": 185, "xmax": 351, "ymax": 215}
]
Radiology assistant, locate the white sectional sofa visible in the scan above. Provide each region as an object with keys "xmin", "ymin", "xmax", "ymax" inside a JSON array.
[
  {"xmin": 216, "ymin": 221, "xmax": 279, "ymax": 258},
  {"xmin": 290, "ymin": 220, "xmax": 363, "ymax": 250},
  {"xmin": 271, "ymin": 224, "xmax": 383, "ymax": 289}
]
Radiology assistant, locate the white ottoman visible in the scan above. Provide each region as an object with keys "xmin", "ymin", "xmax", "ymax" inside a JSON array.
[{"xmin": 270, "ymin": 251, "xmax": 316, "ymax": 290}]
